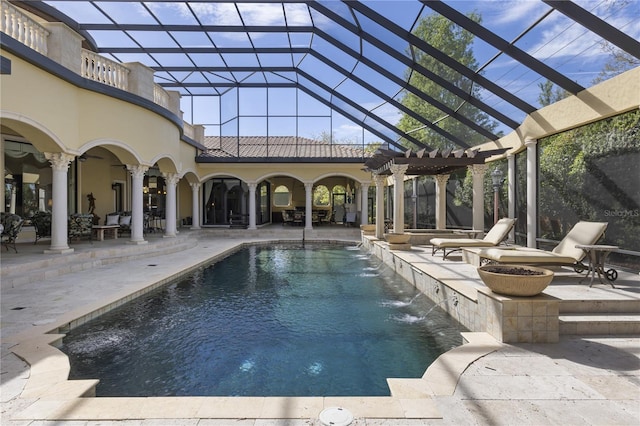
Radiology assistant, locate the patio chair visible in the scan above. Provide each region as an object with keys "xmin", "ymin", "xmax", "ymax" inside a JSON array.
[
  {"xmin": 1, "ymin": 212, "xmax": 25, "ymax": 252},
  {"xmin": 68, "ymin": 213, "xmax": 94, "ymax": 241},
  {"xmin": 31, "ymin": 210, "xmax": 52, "ymax": 244},
  {"xmin": 345, "ymin": 212, "xmax": 357, "ymax": 227},
  {"xmin": 430, "ymin": 218, "xmax": 516, "ymax": 259},
  {"xmin": 477, "ymin": 221, "xmax": 608, "ymax": 270},
  {"xmin": 292, "ymin": 210, "xmax": 304, "ymax": 226},
  {"xmin": 282, "ymin": 210, "xmax": 294, "ymax": 226}
]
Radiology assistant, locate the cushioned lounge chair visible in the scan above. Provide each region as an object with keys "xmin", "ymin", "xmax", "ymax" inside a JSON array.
[
  {"xmin": 477, "ymin": 221, "xmax": 608, "ymax": 270},
  {"xmin": 430, "ymin": 218, "xmax": 515, "ymax": 259}
]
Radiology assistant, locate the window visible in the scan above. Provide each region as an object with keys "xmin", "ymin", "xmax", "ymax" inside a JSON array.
[
  {"xmin": 273, "ymin": 185, "xmax": 290, "ymax": 207},
  {"xmin": 313, "ymin": 185, "xmax": 330, "ymax": 206}
]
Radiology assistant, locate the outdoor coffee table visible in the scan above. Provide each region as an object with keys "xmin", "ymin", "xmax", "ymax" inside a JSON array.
[
  {"xmin": 92, "ymin": 225, "xmax": 119, "ymax": 241},
  {"xmin": 575, "ymin": 244, "xmax": 618, "ymax": 288}
]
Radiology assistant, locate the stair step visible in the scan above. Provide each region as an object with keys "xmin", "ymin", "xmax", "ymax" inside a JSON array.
[
  {"xmin": 559, "ymin": 313, "xmax": 640, "ymax": 335},
  {"xmin": 2, "ymin": 238, "xmax": 196, "ymax": 288},
  {"xmin": 560, "ymin": 299, "xmax": 640, "ymax": 314}
]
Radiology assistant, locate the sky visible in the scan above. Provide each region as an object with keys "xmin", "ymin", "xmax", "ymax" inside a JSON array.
[{"xmin": 43, "ymin": 0, "xmax": 640, "ymax": 145}]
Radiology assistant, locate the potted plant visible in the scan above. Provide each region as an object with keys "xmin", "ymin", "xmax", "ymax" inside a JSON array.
[{"xmin": 477, "ymin": 264, "xmax": 554, "ymax": 296}]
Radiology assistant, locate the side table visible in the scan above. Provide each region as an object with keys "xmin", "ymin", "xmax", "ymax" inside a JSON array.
[{"xmin": 575, "ymin": 244, "xmax": 618, "ymax": 288}]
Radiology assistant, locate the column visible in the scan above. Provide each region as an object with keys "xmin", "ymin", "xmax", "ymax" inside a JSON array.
[
  {"xmin": 507, "ymin": 153, "xmax": 516, "ymax": 242},
  {"xmin": 127, "ymin": 164, "xmax": 149, "ymax": 244},
  {"xmin": 470, "ymin": 164, "xmax": 487, "ymax": 232},
  {"xmin": 304, "ymin": 182, "xmax": 313, "ymax": 230},
  {"xmin": 411, "ymin": 178, "xmax": 418, "ymax": 229},
  {"xmin": 248, "ymin": 182, "xmax": 257, "ymax": 230},
  {"xmin": 525, "ymin": 138, "xmax": 537, "ymax": 248},
  {"xmin": 9, "ymin": 185, "xmax": 17, "ymax": 214},
  {"xmin": 44, "ymin": 152, "xmax": 74, "ymax": 253},
  {"xmin": 434, "ymin": 174, "xmax": 450, "ymax": 230},
  {"xmin": 360, "ymin": 182, "xmax": 370, "ymax": 225},
  {"xmin": 162, "ymin": 172, "xmax": 179, "ymax": 238},
  {"xmin": 374, "ymin": 174, "xmax": 386, "ymax": 239},
  {"xmin": 190, "ymin": 183, "xmax": 201, "ymax": 230},
  {"xmin": 390, "ymin": 164, "xmax": 409, "ymax": 233}
]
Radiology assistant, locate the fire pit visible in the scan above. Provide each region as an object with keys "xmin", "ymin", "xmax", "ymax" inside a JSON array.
[{"xmin": 477, "ymin": 264, "xmax": 554, "ymax": 296}]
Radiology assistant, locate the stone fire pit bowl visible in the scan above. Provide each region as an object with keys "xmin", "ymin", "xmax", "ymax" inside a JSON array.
[
  {"xmin": 360, "ymin": 224, "xmax": 376, "ymax": 235},
  {"xmin": 477, "ymin": 264, "xmax": 554, "ymax": 296},
  {"xmin": 384, "ymin": 232, "xmax": 411, "ymax": 244}
]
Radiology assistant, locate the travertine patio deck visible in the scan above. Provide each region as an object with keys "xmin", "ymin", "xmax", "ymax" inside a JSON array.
[{"xmin": 1, "ymin": 227, "xmax": 638, "ymax": 425}]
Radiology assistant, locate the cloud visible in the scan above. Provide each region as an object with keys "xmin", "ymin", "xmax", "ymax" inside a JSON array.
[{"xmin": 486, "ymin": 0, "xmax": 548, "ymax": 26}]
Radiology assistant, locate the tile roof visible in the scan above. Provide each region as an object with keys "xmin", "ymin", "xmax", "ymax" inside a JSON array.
[{"xmin": 199, "ymin": 136, "xmax": 371, "ymax": 162}]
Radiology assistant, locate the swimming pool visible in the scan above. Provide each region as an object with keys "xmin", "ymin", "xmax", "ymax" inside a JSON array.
[{"xmin": 61, "ymin": 244, "xmax": 465, "ymax": 397}]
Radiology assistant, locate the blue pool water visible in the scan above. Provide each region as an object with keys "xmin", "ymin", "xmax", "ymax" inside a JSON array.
[{"xmin": 62, "ymin": 244, "xmax": 464, "ymax": 397}]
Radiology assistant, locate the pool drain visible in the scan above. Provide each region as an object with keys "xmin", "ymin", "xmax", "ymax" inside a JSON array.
[{"xmin": 319, "ymin": 407, "xmax": 353, "ymax": 426}]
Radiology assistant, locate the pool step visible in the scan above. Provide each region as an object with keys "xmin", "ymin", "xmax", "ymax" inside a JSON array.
[
  {"xmin": 1, "ymin": 236, "xmax": 195, "ymax": 288},
  {"xmin": 559, "ymin": 313, "xmax": 640, "ymax": 335}
]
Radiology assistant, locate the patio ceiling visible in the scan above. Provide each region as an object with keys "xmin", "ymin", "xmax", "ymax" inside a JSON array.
[{"xmin": 21, "ymin": 1, "xmax": 640, "ymax": 152}]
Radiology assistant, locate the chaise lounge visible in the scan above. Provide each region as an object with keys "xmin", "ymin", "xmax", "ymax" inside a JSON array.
[
  {"xmin": 430, "ymin": 218, "xmax": 515, "ymax": 259},
  {"xmin": 476, "ymin": 221, "xmax": 608, "ymax": 270}
]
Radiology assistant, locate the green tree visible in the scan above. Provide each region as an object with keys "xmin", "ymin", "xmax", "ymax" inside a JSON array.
[
  {"xmin": 538, "ymin": 109, "xmax": 640, "ymax": 253},
  {"xmin": 397, "ymin": 12, "xmax": 499, "ymax": 150},
  {"xmin": 537, "ymin": 80, "xmax": 569, "ymax": 107}
]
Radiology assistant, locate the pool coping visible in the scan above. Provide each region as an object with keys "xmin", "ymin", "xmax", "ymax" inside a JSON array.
[{"xmin": 6, "ymin": 238, "xmax": 503, "ymax": 422}]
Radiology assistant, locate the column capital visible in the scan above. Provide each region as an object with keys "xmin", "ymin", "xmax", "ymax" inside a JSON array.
[
  {"xmin": 304, "ymin": 182, "xmax": 314, "ymax": 190},
  {"xmin": 469, "ymin": 163, "xmax": 488, "ymax": 177},
  {"xmin": 44, "ymin": 152, "xmax": 74, "ymax": 171},
  {"xmin": 126, "ymin": 164, "xmax": 149, "ymax": 178},
  {"xmin": 247, "ymin": 182, "xmax": 258, "ymax": 191},
  {"xmin": 389, "ymin": 164, "xmax": 409, "ymax": 176},
  {"xmin": 161, "ymin": 172, "xmax": 180, "ymax": 186},
  {"xmin": 190, "ymin": 182, "xmax": 201, "ymax": 191},
  {"xmin": 373, "ymin": 174, "xmax": 386, "ymax": 187},
  {"xmin": 434, "ymin": 174, "xmax": 450, "ymax": 185},
  {"xmin": 524, "ymin": 138, "xmax": 538, "ymax": 147}
]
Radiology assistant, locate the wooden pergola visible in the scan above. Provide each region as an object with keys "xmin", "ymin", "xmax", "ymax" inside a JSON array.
[{"xmin": 364, "ymin": 148, "xmax": 509, "ymax": 176}]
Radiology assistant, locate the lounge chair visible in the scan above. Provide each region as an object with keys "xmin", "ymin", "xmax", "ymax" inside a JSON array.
[
  {"xmin": 477, "ymin": 221, "xmax": 608, "ymax": 270},
  {"xmin": 430, "ymin": 218, "xmax": 515, "ymax": 259}
]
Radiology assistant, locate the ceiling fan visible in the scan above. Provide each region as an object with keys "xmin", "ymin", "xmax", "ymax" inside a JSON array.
[{"xmin": 78, "ymin": 153, "xmax": 103, "ymax": 162}]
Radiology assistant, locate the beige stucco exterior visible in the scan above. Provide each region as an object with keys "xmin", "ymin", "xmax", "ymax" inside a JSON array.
[
  {"xmin": 479, "ymin": 66, "xmax": 640, "ymax": 157},
  {"xmin": 1, "ymin": 2, "xmax": 638, "ymax": 228}
]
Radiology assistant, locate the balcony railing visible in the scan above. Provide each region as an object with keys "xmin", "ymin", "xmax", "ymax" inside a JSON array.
[
  {"xmin": 153, "ymin": 84, "xmax": 169, "ymax": 110},
  {"xmin": 1, "ymin": 0, "xmax": 48, "ymax": 55},
  {"xmin": 81, "ymin": 50, "xmax": 129, "ymax": 91},
  {"xmin": 1, "ymin": 0, "xmax": 201, "ymax": 144}
]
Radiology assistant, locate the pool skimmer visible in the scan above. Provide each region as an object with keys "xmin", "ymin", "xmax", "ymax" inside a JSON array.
[{"xmin": 319, "ymin": 407, "xmax": 353, "ymax": 426}]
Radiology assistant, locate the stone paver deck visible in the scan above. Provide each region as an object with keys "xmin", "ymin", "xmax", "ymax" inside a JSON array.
[{"xmin": 1, "ymin": 228, "xmax": 638, "ymax": 425}]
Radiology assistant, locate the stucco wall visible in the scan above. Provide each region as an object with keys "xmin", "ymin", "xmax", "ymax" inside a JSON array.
[{"xmin": 479, "ymin": 66, "xmax": 640, "ymax": 159}]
